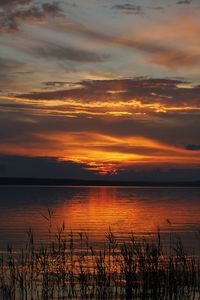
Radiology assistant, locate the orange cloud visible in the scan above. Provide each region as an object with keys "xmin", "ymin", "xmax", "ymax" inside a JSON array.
[
  {"xmin": 1, "ymin": 77, "xmax": 200, "ymax": 175},
  {"xmin": 1, "ymin": 132, "xmax": 199, "ymax": 174},
  {"xmin": 1, "ymin": 95, "xmax": 200, "ymax": 118}
]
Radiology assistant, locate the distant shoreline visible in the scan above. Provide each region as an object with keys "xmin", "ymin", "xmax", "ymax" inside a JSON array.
[{"xmin": 0, "ymin": 177, "xmax": 200, "ymax": 187}]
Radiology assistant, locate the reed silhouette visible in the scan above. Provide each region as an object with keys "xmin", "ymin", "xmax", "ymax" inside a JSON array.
[{"xmin": 0, "ymin": 211, "xmax": 199, "ymax": 299}]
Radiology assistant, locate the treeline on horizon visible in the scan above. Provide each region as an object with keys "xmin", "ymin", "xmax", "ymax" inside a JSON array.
[{"xmin": 0, "ymin": 177, "xmax": 200, "ymax": 186}]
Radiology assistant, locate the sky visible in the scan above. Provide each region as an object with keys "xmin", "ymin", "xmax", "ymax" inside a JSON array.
[{"xmin": 0, "ymin": 0, "xmax": 200, "ymax": 180}]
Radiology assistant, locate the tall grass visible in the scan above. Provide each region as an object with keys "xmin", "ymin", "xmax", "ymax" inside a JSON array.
[{"xmin": 0, "ymin": 213, "xmax": 199, "ymax": 299}]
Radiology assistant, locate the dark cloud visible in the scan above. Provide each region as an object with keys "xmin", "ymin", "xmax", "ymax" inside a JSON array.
[
  {"xmin": 0, "ymin": 164, "xmax": 6, "ymax": 175},
  {"xmin": 4, "ymin": 77, "xmax": 197, "ymax": 150},
  {"xmin": 31, "ymin": 43, "xmax": 108, "ymax": 62},
  {"xmin": 112, "ymin": 4, "xmax": 143, "ymax": 15},
  {"xmin": 0, "ymin": 1, "xmax": 62, "ymax": 32},
  {"xmin": 0, "ymin": 155, "xmax": 97, "ymax": 179},
  {"xmin": 0, "ymin": 154, "xmax": 200, "ymax": 182},
  {"xmin": 0, "ymin": 77, "xmax": 199, "ymax": 175},
  {"xmin": 42, "ymin": 2, "xmax": 61, "ymax": 14},
  {"xmin": 0, "ymin": 77, "xmax": 199, "ymax": 150},
  {"xmin": 44, "ymin": 81, "xmax": 70, "ymax": 87},
  {"xmin": 19, "ymin": 77, "xmax": 200, "ymax": 107},
  {"xmin": 0, "ymin": 11, "xmax": 18, "ymax": 31},
  {"xmin": 13, "ymin": 6, "xmax": 48, "ymax": 20},
  {"xmin": 0, "ymin": 0, "xmax": 31, "ymax": 9},
  {"xmin": 13, "ymin": 2, "xmax": 61, "ymax": 20},
  {"xmin": 186, "ymin": 144, "xmax": 200, "ymax": 151},
  {"xmin": 114, "ymin": 167, "xmax": 200, "ymax": 182},
  {"xmin": 43, "ymin": 81, "xmax": 83, "ymax": 89},
  {"xmin": 0, "ymin": 104, "xmax": 199, "ymax": 156},
  {"xmin": 176, "ymin": 0, "xmax": 192, "ymax": 4},
  {"xmin": 151, "ymin": 6, "xmax": 165, "ymax": 11}
]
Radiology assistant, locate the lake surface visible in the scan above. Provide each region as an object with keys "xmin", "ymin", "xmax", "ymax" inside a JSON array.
[{"xmin": 0, "ymin": 186, "xmax": 199, "ymax": 253}]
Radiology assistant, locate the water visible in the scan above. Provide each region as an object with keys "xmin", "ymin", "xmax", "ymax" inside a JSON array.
[{"xmin": 0, "ymin": 186, "xmax": 199, "ymax": 253}]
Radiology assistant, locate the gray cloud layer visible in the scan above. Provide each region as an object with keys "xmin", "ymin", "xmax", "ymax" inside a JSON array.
[{"xmin": 31, "ymin": 43, "xmax": 108, "ymax": 62}]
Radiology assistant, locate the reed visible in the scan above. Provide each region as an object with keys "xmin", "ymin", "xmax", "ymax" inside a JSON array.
[{"xmin": 0, "ymin": 216, "xmax": 199, "ymax": 299}]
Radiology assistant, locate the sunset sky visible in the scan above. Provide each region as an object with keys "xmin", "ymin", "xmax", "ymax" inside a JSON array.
[{"xmin": 0, "ymin": 0, "xmax": 200, "ymax": 180}]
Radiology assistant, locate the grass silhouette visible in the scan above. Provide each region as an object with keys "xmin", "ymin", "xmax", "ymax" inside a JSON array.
[{"xmin": 0, "ymin": 212, "xmax": 199, "ymax": 299}]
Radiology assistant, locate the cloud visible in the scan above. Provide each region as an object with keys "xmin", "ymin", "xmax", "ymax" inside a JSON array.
[
  {"xmin": 1, "ymin": 154, "xmax": 200, "ymax": 181},
  {"xmin": 0, "ymin": 154, "xmax": 97, "ymax": 179},
  {"xmin": 0, "ymin": 119, "xmax": 199, "ymax": 175},
  {"xmin": 114, "ymin": 166, "xmax": 200, "ymax": 182},
  {"xmin": 5, "ymin": 76, "xmax": 199, "ymax": 130},
  {"xmin": 12, "ymin": 3, "xmax": 61, "ymax": 21},
  {"xmin": 0, "ymin": 58, "xmax": 25, "ymax": 89},
  {"xmin": 41, "ymin": 2, "xmax": 62, "ymax": 15},
  {"xmin": 0, "ymin": 1, "xmax": 62, "ymax": 32},
  {"xmin": 0, "ymin": 127, "xmax": 200, "ymax": 175},
  {"xmin": 2, "ymin": 6, "xmax": 199, "ymax": 69},
  {"xmin": 43, "ymin": 81, "xmax": 82, "ymax": 88},
  {"xmin": 186, "ymin": 144, "xmax": 200, "ymax": 151},
  {"xmin": 149, "ymin": 51, "xmax": 200, "ymax": 69},
  {"xmin": 57, "ymin": 21, "xmax": 171, "ymax": 57},
  {"xmin": 54, "ymin": 15, "xmax": 200, "ymax": 69},
  {"xmin": 0, "ymin": 77, "xmax": 199, "ymax": 153},
  {"xmin": 31, "ymin": 43, "xmax": 108, "ymax": 62},
  {"xmin": 17, "ymin": 77, "xmax": 200, "ymax": 109},
  {"xmin": 151, "ymin": 6, "xmax": 165, "ymax": 12},
  {"xmin": 112, "ymin": 3, "xmax": 143, "ymax": 15},
  {"xmin": 0, "ymin": 0, "xmax": 31, "ymax": 9},
  {"xmin": 0, "ymin": 58, "xmax": 23, "ymax": 73},
  {"xmin": 176, "ymin": 0, "xmax": 192, "ymax": 4}
]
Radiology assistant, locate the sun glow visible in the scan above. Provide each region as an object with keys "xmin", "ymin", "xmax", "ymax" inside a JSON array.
[
  {"xmin": 0, "ymin": 82, "xmax": 200, "ymax": 175},
  {"xmin": 1, "ymin": 130, "xmax": 200, "ymax": 174}
]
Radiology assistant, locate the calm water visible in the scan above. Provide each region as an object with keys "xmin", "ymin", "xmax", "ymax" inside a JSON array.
[{"xmin": 0, "ymin": 186, "xmax": 200, "ymax": 252}]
